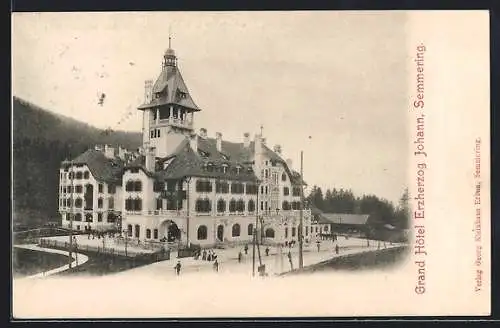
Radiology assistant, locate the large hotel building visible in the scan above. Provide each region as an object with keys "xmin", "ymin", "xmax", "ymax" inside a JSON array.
[{"xmin": 58, "ymin": 41, "xmax": 314, "ymax": 247}]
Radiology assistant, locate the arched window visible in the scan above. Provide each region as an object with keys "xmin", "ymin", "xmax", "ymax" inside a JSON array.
[
  {"xmin": 76, "ymin": 172, "xmax": 82, "ymax": 180},
  {"xmin": 146, "ymin": 229, "xmax": 151, "ymax": 239},
  {"xmin": 134, "ymin": 180, "xmax": 142, "ymax": 192},
  {"xmin": 197, "ymin": 225, "xmax": 208, "ymax": 240},
  {"xmin": 74, "ymin": 213, "xmax": 82, "ymax": 221},
  {"xmin": 156, "ymin": 198, "xmax": 163, "ymax": 210},
  {"xmin": 236, "ymin": 199, "xmax": 245, "ymax": 212},
  {"xmin": 229, "ymin": 199, "xmax": 237, "ymax": 213},
  {"xmin": 265, "ymin": 228, "xmax": 275, "ymax": 238},
  {"xmin": 232, "ymin": 223, "xmax": 240, "ymax": 237},
  {"xmin": 98, "ymin": 197, "xmax": 103, "ymax": 208},
  {"xmin": 126, "ymin": 180, "xmax": 134, "ymax": 191},
  {"xmin": 153, "ymin": 229, "xmax": 158, "ymax": 239},
  {"xmin": 282, "ymin": 201, "xmax": 290, "ymax": 210},
  {"xmin": 135, "ymin": 224, "xmax": 140, "ymax": 238},
  {"xmin": 85, "ymin": 213, "xmax": 93, "ymax": 222},
  {"xmin": 282, "ymin": 173, "xmax": 287, "ymax": 181},
  {"xmin": 217, "ymin": 199, "xmax": 226, "ymax": 213},
  {"xmin": 248, "ymin": 199, "xmax": 255, "ymax": 212},
  {"xmin": 75, "ymin": 198, "xmax": 82, "ymax": 208},
  {"xmin": 248, "ymin": 224, "xmax": 254, "ymax": 236},
  {"xmin": 127, "ymin": 224, "xmax": 133, "ymax": 237}
]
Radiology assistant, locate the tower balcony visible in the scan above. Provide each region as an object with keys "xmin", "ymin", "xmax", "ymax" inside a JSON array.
[{"xmin": 153, "ymin": 117, "xmax": 193, "ymax": 129}]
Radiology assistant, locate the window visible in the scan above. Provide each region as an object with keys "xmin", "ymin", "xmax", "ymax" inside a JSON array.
[
  {"xmin": 135, "ymin": 225, "xmax": 140, "ymax": 238},
  {"xmin": 98, "ymin": 197, "xmax": 103, "ymax": 208},
  {"xmin": 130, "ymin": 168, "xmax": 139, "ymax": 174},
  {"xmin": 231, "ymin": 183, "xmax": 244, "ymax": 194},
  {"xmin": 125, "ymin": 198, "xmax": 142, "ymax": 211},
  {"xmin": 248, "ymin": 224, "xmax": 254, "ymax": 236},
  {"xmin": 84, "ymin": 171, "xmax": 90, "ymax": 179},
  {"xmin": 126, "ymin": 180, "xmax": 134, "ymax": 191},
  {"xmin": 156, "ymin": 198, "xmax": 163, "ymax": 210},
  {"xmin": 285, "ymin": 227, "xmax": 288, "ymax": 238},
  {"xmin": 195, "ymin": 199, "xmax": 211, "ymax": 213},
  {"xmin": 292, "ymin": 201, "xmax": 302, "ymax": 210},
  {"xmin": 247, "ymin": 199, "xmax": 255, "ymax": 212},
  {"xmin": 265, "ymin": 186, "xmax": 268, "ymax": 194},
  {"xmin": 282, "ymin": 173, "xmax": 287, "ymax": 181},
  {"xmin": 75, "ymin": 185, "xmax": 82, "ymax": 193},
  {"xmin": 197, "ymin": 226, "xmax": 208, "ymax": 240},
  {"xmin": 222, "ymin": 164, "xmax": 228, "ymax": 173},
  {"xmin": 216, "ymin": 181, "xmax": 229, "ymax": 193},
  {"xmin": 134, "ymin": 181, "xmax": 142, "ymax": 192},
  {"xmin": 292, "ymin": 227, "xmax": 296, "ymax": 237},
  {"xmin": 292, "ymin": 187, "xmax": 301, "ymax": 197},
  {"xmin": 127, "ymin": 224, "xmax": 132, "ymax": 237},
  {"xmin": 146, "ymin": 229, "xmax": 151, "ymax": 239},
  {"xmin": 108, "ymin": 197, "xmax": 114, "ymax": 209},
  {"xmin": 98, "ymin": 212, "xmax": 103, "ymax": 222},
  {"xmin": 324, "ymin": 226, "xmax": 329, "ymax": 232},
  {"xmin": 282, "ymin": 201, "xmax": 290, "ymax": 210},
  {"xmin": 98, "ymin": 184, "xmax": 104, "ymax": 193},
  {"xmin": 283, "ymin": 187, "xmax": 290, "ymax": 196},
  {"xmin": 229, "ymin": 199, "xmax": 237, "ymax": 213},
  {"xmin": 265, "ymin": 170, "xmax": 269, "ymax": 178},
  {"xmin": 157, "ymin": 129, "xmax": 161, "ymax": 138},
  {"xmin": 207, "ymin": 163, "xmax": 214, "ymax": 172},
  {"xmin": 260, "ymin": 186, "xmax": 264, "ymax": 194},
  {"xmin": 76, "ymin": 172, "xmax": 82, "ymax": 180},
  {"xmin": 232, "ymin": 224, "xmax": 240, "ymax": 237},
  {"xmin": 236, "ymin": 199, "xmax": 245, "ymax": 212},
  {"xmin": 305, "ymin": 227, "xmax": 309, "ymax": 236},
  {"xmin": 265, "ymin": 228, "xmax": 275, "ymax": 238},
  {"xmin": 75, "ymin": 198, "xmax": 82, "ymax": 208},
  {"xmin": 246, "ymin": 184, "xmax": 258, "ymax": 195},
  {"xmin": 153, "ymin": 181, "xmax": 164, "ymax": 192},
  {"xmin": 74, "ymin": 213, "xmax": 82, "ymax": 221},
  {"xmin": 108, "ymin": 184, "xmax": 116, "ymax": 194},
  {"xmin": 150, "ymin": 130, "xmax": 155, "ymax": 138},
  {"xmin": 316, "ymin": 227, "xmax": 318, "ymax": 233},
  {"xmin": 217, "ymin": 199, "xmax": 226, "ymax": 213},
  {"xmin": 154, "ymin": 229, "xmax": 158, "ymax": 239},
  {"xmin": 196, "ymin": 180, "xmax": 212, "ymax": 193},
  {"xmin": 107, "ymin": 213, "xmax": 116, "ymax": 223},
  {"xmin": 260, "ymin": 201, "xmax": 264, "ymax": 211}
]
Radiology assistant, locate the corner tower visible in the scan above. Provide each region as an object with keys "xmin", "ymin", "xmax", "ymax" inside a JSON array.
[{"xmin": 138, "ymin": 36, "xmax": 201, "ymax": 158}]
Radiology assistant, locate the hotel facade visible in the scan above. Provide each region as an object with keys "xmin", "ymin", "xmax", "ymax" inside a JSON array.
[{"xmin": 59, "ymin": 42, "xmax": 315, "ymax": 247}]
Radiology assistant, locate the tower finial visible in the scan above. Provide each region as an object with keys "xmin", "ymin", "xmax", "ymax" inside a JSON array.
[
  {"xmin": 260, "ymin": 125, "xmax": 264, "ymax": 136},
  {"xmin": 169, "ymin": 25, "xmax": 172, "ymax": 48}
]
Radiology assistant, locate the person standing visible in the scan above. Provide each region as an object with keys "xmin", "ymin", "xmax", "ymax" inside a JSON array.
[
  {"xmin": 317, "ymin": 241, "xmax": 321, "ymax": 252},
  {"xmin": 287, "ymin": 251, "xmax": 294, "ymax": 271},
  {"xmin": 335, "ymin": 244, "xmax": 339, "ymax": 255},
  {"xmin": 174, "ymin": 261, "xmax": 182, "ymax": 275},
  {"xmin": 238, "ymin": 251, "xmax": 242, "ymax": 263},
  {"xmin": 244, "ymin": 244, "xmax": 248, "ymax": 255},
  {"xmin": 202, "ymin": 249, "xmax": 207, "ymax": 261},
  {"xmin": 213, "ymin": 260, "xmax": 219, "ymax": 272},
  {"xmin": 265, "ymin": 247, "xmax": 270, "ymax": 256}
]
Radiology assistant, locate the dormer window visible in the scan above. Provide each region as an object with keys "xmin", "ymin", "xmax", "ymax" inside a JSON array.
[
  {"xmin": 222, "ymin": 163, "xmax": 229, "ymax": 173},
  {"xmin": 198, "ymin": 150, "xmax": 209, "ymax": 158},
  {"xmin": 221, "ymin": 154, "xmax": 229, "ymax": 160},
  {"xmin": 207, "ymin": 163, "xmax": 214, "ymax": 172},
  {"xmin": 235, "ymin": 166, "xmax": 242, "ymax": 175}
]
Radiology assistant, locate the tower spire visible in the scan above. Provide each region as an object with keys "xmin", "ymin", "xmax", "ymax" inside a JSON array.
[{"xmin": 169, "ymin": 25, "xmax": 172, "ymax": 49}]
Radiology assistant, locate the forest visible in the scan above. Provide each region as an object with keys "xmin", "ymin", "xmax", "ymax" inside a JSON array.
[
  {"xmin": 306, "ymin": 186, "xmax": 410, "ymax": 229},
  {"xmin": 12, "ymin": 97, "xmax": 142, "ymax": 226}
]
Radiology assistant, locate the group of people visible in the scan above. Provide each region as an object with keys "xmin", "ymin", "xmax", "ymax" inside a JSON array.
[{"xmin": 87, "ymin": 230, "xmax": 116, "ymax": 240}]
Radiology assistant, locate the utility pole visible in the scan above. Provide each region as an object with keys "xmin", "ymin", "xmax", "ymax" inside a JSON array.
[{"xmin": 298, "ymin": 151, "xmax": 304, "ymax": 269}]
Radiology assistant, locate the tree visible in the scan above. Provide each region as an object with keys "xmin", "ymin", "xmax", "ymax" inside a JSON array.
[{"xmin": 393, "ymin": 188, "xmax": 410, "ymax": 229}]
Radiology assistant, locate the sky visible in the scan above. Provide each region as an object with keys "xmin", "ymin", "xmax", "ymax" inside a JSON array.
[{"xmin": 12, "ymin": 11, "xmax": 410, "ymax": 204}]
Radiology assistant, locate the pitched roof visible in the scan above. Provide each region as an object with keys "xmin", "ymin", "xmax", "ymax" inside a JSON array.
[
  {"xmin": 69, "ymin": 149, "xmax": 124, "ymax": 185},
  {"xmin": 138, "ymin": 66, "xmax": 200, "ymax": 111},
  {"xmin": 320, "ymin": 213, "xmax": 370, "ymax": 225}
]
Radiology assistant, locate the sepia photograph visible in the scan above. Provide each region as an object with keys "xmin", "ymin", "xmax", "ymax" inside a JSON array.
[{"xmin": 11, "ymin": 11, "xmax": 490, "ymax": 318}]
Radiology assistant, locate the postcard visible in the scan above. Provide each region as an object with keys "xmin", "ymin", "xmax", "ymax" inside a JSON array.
[{"xmin": 11, "ymin": 10, "xmax": 490, "ymax": 318}]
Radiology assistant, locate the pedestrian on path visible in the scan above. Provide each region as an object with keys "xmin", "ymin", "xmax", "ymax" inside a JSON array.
[
  {"xmin": 202, "ymin": 249, "xmax": 207, "ymax": 261},
  {"xmin": 174, "ymin": 261, "xmax": 182, "ymax": 275},
  {"xmin": 213, "ymin": 260, "xmax": 219, "ymax": 272},
  {"xmin": 287, "ymin": 251, "xmax": 294, "ymax": 271},
  {"xmin": 238, "ymin": 251, "xmax": 242, "ymax": 263},
  {"xmin": 317, "ymin": 241, "xmax": 321, "ymax": 252},
  {"xmin": 244, "ymin": 244, "xmax": 248, "ymax": 255},
  {"xmin": 335, "ymin": 244, "xmax": 339, "ymax": 255},
  {"xmin": 265, "ymin": 247, "xmax": 270, "ymax": 256}
]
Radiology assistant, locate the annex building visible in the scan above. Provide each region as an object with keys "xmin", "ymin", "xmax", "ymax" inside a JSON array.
[{"xmin": 58, "ymin": 40, "xmax": 315, "ymax": 248}]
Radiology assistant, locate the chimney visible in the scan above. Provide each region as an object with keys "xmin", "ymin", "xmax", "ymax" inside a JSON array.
[
  {"xmin": 145, "ymin": 146, "xmax": 156, "ymax": 172},
  {"xmin": 273, "ymin": 144, "xmax": 282, "ymax": 155},
  {"xmin": 216, "ymin": 132, "xmax": 222, "ymax": 152},
  {"xmin": 144, "ymin": 79, "xmax": 153, "ymax": 104},
  {"xmin": 286, "ymin": 158, "xmax": 293, "ymax": 169},
  {"xmin": 199, "ymin": 128, "xmax": 207, "ymax": 139},
  {"xmin": 243, "ymin": 132, "xmax": 250, "ymax": 148},
  {"xmin": 104, "ymin": 144, "xmax": 115, "ymax": 159},
  {"xmin": 190, "ymin": 133, "xmax": 199, "ymax": 153}
]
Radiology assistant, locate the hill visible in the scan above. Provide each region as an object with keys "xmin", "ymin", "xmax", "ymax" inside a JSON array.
[{"xmin": 12, "ymin": 97, "xmax": 142, "ymax": 226}]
